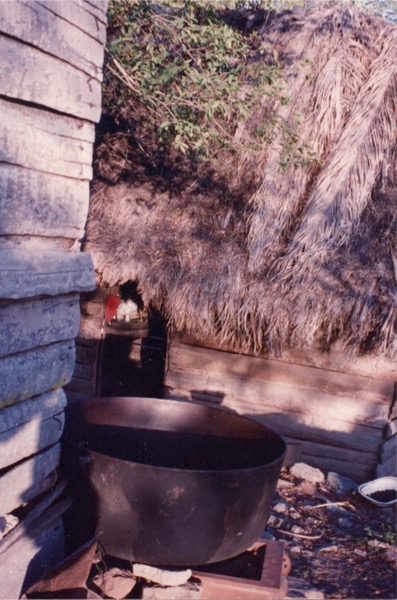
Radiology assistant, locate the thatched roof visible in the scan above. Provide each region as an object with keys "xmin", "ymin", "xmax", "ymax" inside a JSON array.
[{"xmin": 86, "ymin": 4, "xmax": 397, "ymax": 359}]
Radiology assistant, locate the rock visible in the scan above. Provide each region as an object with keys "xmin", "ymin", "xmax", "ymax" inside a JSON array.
[
  {"xmin": 141, "ymin": 579, "xmax": 202, "ymax": 599},
  {"xmin": 289, "ymin": 510, "xmax": 300, "ymax": 520},
  {"xmin": 286, "ymin": 576, "xmax": 325, "ymax": 599},
  {"xmin": 296, "ymin": 481, "xmax": 318, "ymax": 497},
  {"xmin": 273, "ymin": 501, "xmax": 289, "ymax": 514},
  {"xmin": 326, "ymin": 472, "xmax": 358, "ymax": 494},
  {"xmin": 133, "ymin": 564, "xmax": 192, "ymax": 587},
  {"xmin": 291, "ymin": 525, "xmax": 305, "ymax": 534},
  {"xmin": 0, "ymin": 514, "xmax": 19, "ymax": 540},
  {"xmin": 337, "ymin": 517, "xmax": 353, "ymax": 528},
  {"xmin": 91, "ymin": 567, "xmax": 136, "ymax": 599},
  {"xmin": 290, "ymin": 463, "xmax": 325, "ymax": 484},
  {"xmin": 353, "ymin": 548, "xmax": 367, "ymax": 558},
  {"xmin": 289, "ymin": 545, "xmax": 302, "ymax": 555},
  {"xmin": 277, "ymin": 479, "xmax": 294, "ymax": 489},
  {"xmin": 384, "ymin": 546, "xmax": 397, "ymax": 563}
]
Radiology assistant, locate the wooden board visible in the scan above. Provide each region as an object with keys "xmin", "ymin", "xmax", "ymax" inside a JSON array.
[
  {"xmin": 0, "ymin": 1, "xmax": 105, "ymax": 79},
  {"xmin": 166, "ymin": 385, "xmax": 384, "ymax": 453},
  {"xmin": 0, "ymin": 502, "xmax": 66, "ymax": 599},
  {"xmin": 0, "ymin": 444, "xmax": 60, "ymax": 515},
  {"xmin": 0, "ymin": 248, "xmax": 95, "ymax": 299},
  {"xmin": 0, "ymin": 34, "xmax": 102, "ymax": 121},
  {"xmin": 174, "ymin": 333, "xmax": 397, "ymax": 382},
  {"xmin": 376, "ymin": 452, "xmax": 397, "ymax": 478},
  {"xmin": 0, "ymin": 294, "xmax": 80, "ymax": 358},
  {"xmin": 0, "ymin": 341, "xmax": 75, "ymax": 408},
  {"xmin": 282, "ymin": 436, "xmax": 376, "ymax": 467},
  {"xmin": 298, "ymin": 453, "xmax": 375, "ymax": 482},
  {"xmin": 0, "ymin": 98, "xmax": 94, "ymax": 180},
  {"xmin": 0, "ymin": 164, "xmax": 89, "ymax": 238},
  {"xmin": 165, "ymin": 368, "xmax": 390, "ymax": 429},
  {"xmin": 35, "ymin": 0, "xmax": 107, "ymax": 44},
  {"xmin": 0, "ymin": 389, "xmax": 66, "ymax": 470},
  {"xmin": 194, "ymin": 541, "xmax": 287, "ymax": 600},
  {"xmin": 168, "ymin": 342, "xmax": 394, "ymax": 403},
  {"xmin": 379, "ymin": 433, "xmax": 396, "ymax": 463}
]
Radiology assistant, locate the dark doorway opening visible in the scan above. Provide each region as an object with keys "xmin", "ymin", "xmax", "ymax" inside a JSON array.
[{"xmin": 98, "ymin": 282, "xmax": 167, "ymax": 398}]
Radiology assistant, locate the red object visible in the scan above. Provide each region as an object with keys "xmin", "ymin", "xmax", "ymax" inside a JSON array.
[{"xmin": 105, "ymin": 294, "xmax": 120, "ymax": 324}]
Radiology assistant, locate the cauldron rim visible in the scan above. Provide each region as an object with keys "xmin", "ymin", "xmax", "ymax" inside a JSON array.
[{"xmin": 64, "ymin": 395, "xmax": 286, "ymax": 473}]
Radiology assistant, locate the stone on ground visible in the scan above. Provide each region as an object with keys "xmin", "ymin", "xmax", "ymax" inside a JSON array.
[
  {"xmin": 287, "ymin": 576, "xmax": 325, "ymax": 599},
  {"xmin": 326, "ymin": 472, "xmax": 358, "ymax": 494},
  {"xmin": 290, "ymin": 463, "xmax": 325, "ymax": 484},
  {"xmin": 133, "ymin": 564, "xmax": 192, "ymax": 587}
]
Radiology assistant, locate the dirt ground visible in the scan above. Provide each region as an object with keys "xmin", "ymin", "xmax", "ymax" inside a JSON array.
[{"xmin": 269, "ymin": 470, "xmax": 397, "ymax": 599}]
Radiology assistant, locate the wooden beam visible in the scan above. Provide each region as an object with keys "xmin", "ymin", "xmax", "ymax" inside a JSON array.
[
  {"xmin": 0, "ymin": 341, "xmax": 75, "ymax": 408},
  {"xmin": 0, "ymin": 164, "xmax": 89, "ymax": 238},
  {"xmin": 0, "ymin": 1, "xmax": 105, "ymax": 79},
  {"xmin": 173, "ymin": 333, "xmax": 397, "ymax": 382},
  {"xmin": 0, "ymin": 389, "xmax": 66, "ymax": 470},
  {"xmin": 166, "ymin": 369, "xmax": 390, "ymax": 428},
  {"xmin": 35, "ymin": 0, "xmax": 107, "ymax": 44},
  {"xmin": 0, "ymin": 294, "xmax": 80, "ymax": 358},
  {"xmin": 0, "ymin": 499, "xmax": 66, "ymax": 599},
  {"xmin": 0, "ymin": 444, "xmax": 60, "ymax": 515},
  {"xmin": 168, "ymin": 342, "xmax": 394, "ymax": 404},
  {"xmin": 166, "ymin": 385, "xmax": 384, "ymax": 452},
  {"xmin": 0, "ymin": 98, "xmax": 94, "ymax": 180},
  {"xmin": 0, "ymin": 248, "xmax": 94, "ymax": 299},
  {"xmin": 0, "ymin": 34, "xmax": 102, "ymax": 121}
]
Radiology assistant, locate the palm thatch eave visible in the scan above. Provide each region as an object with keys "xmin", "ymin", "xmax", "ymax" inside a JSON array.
[{"xmin": 86, "ymin": 4, "xmax": 397, "ymax": 360}]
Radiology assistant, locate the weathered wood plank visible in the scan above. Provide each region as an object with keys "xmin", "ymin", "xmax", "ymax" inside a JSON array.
[
  {"xmin": 0, "ymin": 389, "xmax": 66, "ymax": 470},
  {"xmin": 0, "ymin": 165, "xmax": 89, "ymax": 238},
  {"xmin": 36, "ymin": 0, "xmax": 107, "ymax": 44},
  {"xmin": 0, "ymin": 294, "xmax": 80, "ymax": 358},
  {"xmin": 73, "ymin": 362, "xmax": 95, "ymax": 380},
  {"xmin": 0, "ymin": 504, "xmax": 65, "ymax": 599},
  {"xmin": 282, "ymin": 435, "xmax": 378, "ymax": 467},
  {"xmin": 0, "ymin": 248, "xmax": 95, "ymax": 299},
  {"xmin": 173, "ymin": 334, "xmax": 397, "ymax": 382},
  {"xmin": 376, "ymin": 453, "xmax": 396, "ymax": 478},
  {"xmin": 0, "ymin": 444, "xmax": 60, "ymax": 516},
  {"xmin": 64, "ymin": 374, "xmax": 95, "ymax": 395},
  {"xmin": 165, "ymin": 369, "xmax": 389, "ymax": 428},
  {"xmin": 166, "ymin": 386, "xmax": 384, "ymax": 452},
  {"xmin": 0, "ymin": 35, "xmax": 102, "ymax": 121},
  {"xmin": 78, "ymin": 0, "xmax": 108, "ymax": 24},
  {"xmin": 0, "ymin": 341, "xmax": 75, "ymax": 408},
  {"xmin": 299, "ymin": 454, "xmax": 375, "ymax": 482},
  {"xmin": 0, "ymin": 1, "xmax": 105, "ymax": 79},
  {"xmin": 0, "ymin": 99, "xmax": 94, "ymax": 180},
  {"xmin": 75, "ymin": 342, "xmax": 97, "ymax": 364},
  {"xmin": 79, "ymin": 315, "xmax": 105, "ymax": 340},
  {"xmin": 379, "ymin": 433, "xmax": 396, "ymax": 463},
  {"xmin": 0, "ymin": 481, "xmax": 66, "ymax": 554},
  {"xmin": 169, "ymin": 342, "xmax": 394, "ymax": 404},
  {"xmin": 83, "ymin": 300, "xmax": 106, "ymax": 318},
  {"xmin": 386, "ymin": 418, "xmax": 397, "ymax": 438}
]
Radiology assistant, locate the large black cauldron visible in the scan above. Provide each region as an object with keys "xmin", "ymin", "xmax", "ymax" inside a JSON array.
[{"xmin": 63, "ymin": 397, "xmax": 285, "ymax": 566}]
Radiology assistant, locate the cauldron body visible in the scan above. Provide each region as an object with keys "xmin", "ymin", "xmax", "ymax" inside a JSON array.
[{"xmin": 63, "ymin": 397, "xmax": 285, "ymax": 566}]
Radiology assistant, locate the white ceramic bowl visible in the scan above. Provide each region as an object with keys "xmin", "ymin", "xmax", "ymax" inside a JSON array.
[{"xmin": 358, "ymin": 476, "xmax": 397, "ymax": 507}]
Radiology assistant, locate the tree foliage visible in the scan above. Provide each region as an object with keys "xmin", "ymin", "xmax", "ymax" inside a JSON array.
[{"xmin": 104, "ymin": 0, "xmax": 288, "ymax": 161}]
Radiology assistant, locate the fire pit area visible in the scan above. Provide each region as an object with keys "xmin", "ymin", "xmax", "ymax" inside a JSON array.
[{"xmin": 23, "ymin": 537, "xmax": 288, "ymax": 599}]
